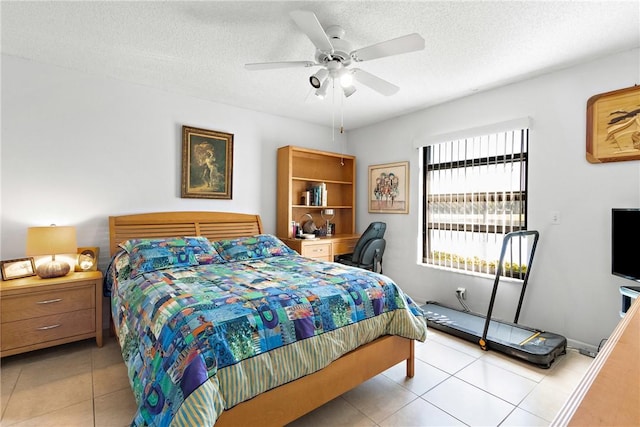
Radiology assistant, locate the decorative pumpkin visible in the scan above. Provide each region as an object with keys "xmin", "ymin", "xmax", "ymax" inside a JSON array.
[{"xmin": 36, "ymin": 260, "xmax": 71, "ymax": 278}]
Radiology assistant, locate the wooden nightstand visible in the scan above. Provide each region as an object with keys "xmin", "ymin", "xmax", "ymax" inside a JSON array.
[{"xmin": 0, "ymin": 271, "xmax": 103, "ymax": 357}]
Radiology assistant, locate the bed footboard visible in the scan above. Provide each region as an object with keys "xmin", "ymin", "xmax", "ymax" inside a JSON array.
[{"xmin": 216, "ymin": 335, "xmax": 415, "ymax": 426}]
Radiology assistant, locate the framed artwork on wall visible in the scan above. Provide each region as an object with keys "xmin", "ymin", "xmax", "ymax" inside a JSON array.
[
  {"xmin": 181, "ymin": 125, "xmax": 234, "ymax": 199},
  {"xmin": 368, "ymin": 161, "xmax": 409, "ymax": 214},
  {"xmin": 586, "ymin": 85, "xmax": 640, "ymax": 163},
  {"xmin": 1, "ymin": 257, "xmax": 36, "ymax": 280}
]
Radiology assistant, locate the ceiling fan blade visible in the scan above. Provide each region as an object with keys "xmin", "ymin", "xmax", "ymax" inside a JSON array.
[
  {"xmin": 351, "ymin": 33, "xmax": 425, "ymax": 62},
  {"xmin": 352, "ymin": 69, "xmax": 399, "ymax": 96},
  {"xmin": 245, "ymin": 61, "xmax": 317, "ymax": 70},
  {"xmin": 289, "ymin": 10, "xmax": 334, "ymax": 53}
]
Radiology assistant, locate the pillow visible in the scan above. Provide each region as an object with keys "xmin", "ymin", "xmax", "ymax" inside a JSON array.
[
  {"xmin": 128, "ymin": 245, "xmax": 198, "ymax": 278},
  {"xmin": 212, "ymin": 234, "xmax": 297, "ymax": 262},
  {"xmin": 119, "ymin": 236, "xmax": 224, "ymax": 278},
  {"xmin": 119, "ymin": 236, "xmax": 224, "ymax": 266},
  {"xmin": 119, "ymin": 236, "xmax": 214, "ymax": 254}
]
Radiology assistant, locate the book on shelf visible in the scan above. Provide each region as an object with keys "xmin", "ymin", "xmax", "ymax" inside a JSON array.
[{"xmin": 308, "ymin": 183, "xmax": 328, "ymax": 207}]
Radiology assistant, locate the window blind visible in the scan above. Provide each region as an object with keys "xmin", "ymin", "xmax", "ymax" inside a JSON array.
[{"xmin": 423, "ymin": 127, "xmax": 529, "ymax": 275}]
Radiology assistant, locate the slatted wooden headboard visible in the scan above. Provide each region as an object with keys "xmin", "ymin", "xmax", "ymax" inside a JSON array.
[{"xmin": 109, "ymin": 211, "xmax": 264, "ymax": 256}]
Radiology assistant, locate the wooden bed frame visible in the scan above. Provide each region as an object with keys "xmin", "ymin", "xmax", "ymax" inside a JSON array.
[{"xmin": 109, "ymin": 211, "xmax": 416, "ymax": 426}]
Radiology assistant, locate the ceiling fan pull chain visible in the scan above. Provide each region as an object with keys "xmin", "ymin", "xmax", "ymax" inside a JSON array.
[
  {"xmin": 340, "ymin": 90, "xmax": 345, "ymax": 134},
  {"xmin": 332, "ymin": 79, "xmax": 336, "ymax": 142}
]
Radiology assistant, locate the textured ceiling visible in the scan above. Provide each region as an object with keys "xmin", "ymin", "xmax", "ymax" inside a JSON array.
[{"xmin": 2, "ymin": 1, "xmax": 639, "ymax": 130}]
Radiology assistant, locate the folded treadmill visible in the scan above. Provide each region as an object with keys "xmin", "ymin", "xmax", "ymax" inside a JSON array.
[{"xmin": 423, "ymin": 231, "xmax": 566, "ymax": 368}]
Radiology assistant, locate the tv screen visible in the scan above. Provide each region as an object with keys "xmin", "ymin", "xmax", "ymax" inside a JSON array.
[{"xmin": 612, "ymin": 208, "xmax": 640, "ymax": 281}]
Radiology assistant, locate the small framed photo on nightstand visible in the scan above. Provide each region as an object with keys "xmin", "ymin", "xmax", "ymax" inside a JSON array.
[{"xmin": 1, "ymin": 257, "xmax": 36, "ymax": 280}]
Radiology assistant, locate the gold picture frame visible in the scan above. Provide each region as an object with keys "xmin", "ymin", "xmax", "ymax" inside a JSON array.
[
  {"xmin": 1, "ymin": 257, "xmax": 36, "ymax": 280},
  {"xmin": 368, "ymin": 161, "xmax": 409, "ymax": 214},
  {"xmin": 181, "ymin": 125, "xmax": 234, "ymax": 199},
  {"xmin": 75, "ymin": 246, "xmax": 100, "ymax": 272},
  {"xmin": 586, "ymin": 85, "xmax": 640, "ymax": 163}
]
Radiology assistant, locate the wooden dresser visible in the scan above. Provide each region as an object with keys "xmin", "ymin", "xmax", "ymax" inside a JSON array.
[
  {"xmin": 0, "ymin": 271, "xmax": 103, "ymax": 357},
  {"xmin": 551, "ymin": 296, "xmax": 640, "ymax": 426}
]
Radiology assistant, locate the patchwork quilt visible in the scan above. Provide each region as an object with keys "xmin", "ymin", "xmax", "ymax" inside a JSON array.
[{"xmin": 105, "ymin": 235, "xmax": 427, "ymax": 427}]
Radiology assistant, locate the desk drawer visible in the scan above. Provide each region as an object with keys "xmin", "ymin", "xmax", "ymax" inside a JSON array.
[
  {"xmin": 1, "ymin": 286, "xmax": 94, "ymax": 323},
  {"xmin": 301, "ymin": 243, "xmax": 332, "ymax": 261},
  {"xmin": 333, "ymin": 241, "xmax": 357, "ymax": 256},
  {"xmin": 1, "ymin": 309, "xmax": 95, "ymax": 351}
]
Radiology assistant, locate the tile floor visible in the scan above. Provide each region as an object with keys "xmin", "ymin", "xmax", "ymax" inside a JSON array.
[{"xmin": 0, "ymin": 328, "xmax": 592, "ymax": 426}]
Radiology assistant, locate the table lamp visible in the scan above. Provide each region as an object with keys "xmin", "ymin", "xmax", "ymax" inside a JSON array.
[
  {"xmin": 321, "ymin": 209, "xmax": 335, "ymax": 236},
  {"xmin": 26, "ymin": 225, "xmax": 77, "ymax": 279}
]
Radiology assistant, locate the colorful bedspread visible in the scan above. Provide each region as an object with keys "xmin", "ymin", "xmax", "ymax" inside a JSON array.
[{"xmin": 106, "ymin": 235, "xmax": 426, "ymax": 427}]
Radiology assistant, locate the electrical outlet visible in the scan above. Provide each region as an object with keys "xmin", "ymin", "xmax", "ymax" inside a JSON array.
[
  {"xmin": 550, "ymin": 210, "xmax": 561, "ymax": 225},
  {"xmin": 456, "ymin": 287, "xmax": 466, "ymax": 300}
]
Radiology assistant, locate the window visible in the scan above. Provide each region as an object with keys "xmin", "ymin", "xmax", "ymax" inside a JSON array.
[{"xmin": 422, "ymin": 126, "xmax": 529, "ymax": 275}]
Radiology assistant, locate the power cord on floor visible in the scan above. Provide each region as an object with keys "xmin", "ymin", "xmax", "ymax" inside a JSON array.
[{"xmin": 570, "ymin": 337, "xmax": 607, "ymax": 358}]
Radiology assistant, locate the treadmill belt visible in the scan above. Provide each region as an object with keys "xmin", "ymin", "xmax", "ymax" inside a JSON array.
[
  {"xmin": 423, "ymin": 301, "xmax": 568, "ymax": 369},
  {"xmin": 424, "ymin": 303, "xmax": 538, "ymax": 345}
]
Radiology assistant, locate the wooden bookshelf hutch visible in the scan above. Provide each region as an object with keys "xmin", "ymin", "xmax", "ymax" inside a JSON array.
[{"xmin": 276, "ymin": 145, "xmax": 359, "ymax": 261}]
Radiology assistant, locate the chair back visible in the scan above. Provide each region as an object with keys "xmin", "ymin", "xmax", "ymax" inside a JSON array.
[
  {"xmin": 351, "ymin": 222, "xmax": 386, "ymax": 263},
  {"xmin": 359, "ymin": 238, "xmax": 386, "ymax": 273}
]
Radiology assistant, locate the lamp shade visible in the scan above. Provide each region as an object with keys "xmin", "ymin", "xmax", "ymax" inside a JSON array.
[
  {"xmin": 26, "ymin": 225, "xmax": 77, "ymax": 279},
  {"xmin": 26, "ymin": 226, "xmax": 77, "ymax": 256}
]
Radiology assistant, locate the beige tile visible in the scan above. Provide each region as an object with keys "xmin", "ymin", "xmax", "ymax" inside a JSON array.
[
  {"xmin": 342, "ymin": 374, "xmax": 418, "ymax": 423},
  {"xmin": 18, "ymin": 340, "xmax": 94, "ymax": 367},
  {"xmin": 383, "ymin": 358, "xmax": 449, "ymax": 396},
  {"xmin": 423, "ymin": 376, "xmax": 514, "ymax": 426},
  {"xmin": 92, "ymin": 336, "xmax": 125, "ymax": 370},
  {"xmin": 455, "ymin": 358, "xmax": 537, "ymax": 405},
  {"xmin": 93, "ymin": 361, "xmax": 131, "ymax": 397},
  {"xmin": 518, "ymin": 380, "xmax": 571, "ymax": 422},
  {"xmin": 9, "ymin": 399, "xmax": 94, "ymax": 427},
  {"xmin": 416, "ymin": 339, "xmax": 476, "ymax": 375},
  {"xmin": 286, "ymin": 397, "xmax": 375, "ymax": 427},
  {"xmin": 480, "ymin": 349, "xmax": 549, "ymax": 382},
  {"xmin": 1, "ymin": 363, "xmax": 22, "ymax": 416},
  {"xmin": 501, "ymin": 407, "xmax": 549, "ymax": 426},
  {"xmin": 554, "ymin": 348, "xmax": 593, "ymax": 376},
  {"xmin": 94, "ymin": 388, "xmax": 138, "ymax": 427},
  {"xmin": 537, "ymin": 350, "xmax": 592, "ymax": 396},
  {"xmin": 13, "ymin": 347, "xmax": 92, "ymax": 390},
  {"xmin": 379, "ymin": 397, "xmax": 465, "ymax": 426},
  {"xmin": 2, "ymin": 372, "xmax": 93, "ymax": 424},
  {"xmin": 428, "ymin": 329, "xmax": 487, "ymax": 358}
]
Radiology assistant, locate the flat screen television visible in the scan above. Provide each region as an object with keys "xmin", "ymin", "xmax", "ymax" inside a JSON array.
[{"xmin": 612, "ymin": 208, "xmax": 640, "ymax": 281}]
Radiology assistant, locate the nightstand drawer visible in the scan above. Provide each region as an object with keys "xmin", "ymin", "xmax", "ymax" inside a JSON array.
[
  {"xmin": 301, "ymin": 243, "xmax": 331, "ymax": 261},
  {"xmin": 1, "ymin": 308, "xmax": 96, "ymax": 351},
  {"xmin": 1, "ymin": 286, "xmax": 95, "ymax": 323}
]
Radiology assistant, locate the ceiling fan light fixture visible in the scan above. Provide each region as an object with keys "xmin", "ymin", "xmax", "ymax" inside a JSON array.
[
  {"xmin": 309, "ymin": 69, "xmax": 329, "ymax": 89},
  {"xmin": 343, "ymin": 85, "xmax": 356, "ymax": 98},
  {"xmin": 315, "ymin": 78, "xmax": 331, "ymax": 99},
  {"xmin": 339, "ymin": 69, "xmax": 354, "ymax": 88}
]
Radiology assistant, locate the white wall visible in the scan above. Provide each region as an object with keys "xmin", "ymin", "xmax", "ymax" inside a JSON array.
[
  {"xmin": 3, "ymin": 49, "xmax": 639, "ymax": 348},
  {"xmin": 1, "ymin": 55, "xmax": 347, "ymax": 269},
  {"xmin": 348, "ymin": 48, "xmax": 640, "ymax": 348}
]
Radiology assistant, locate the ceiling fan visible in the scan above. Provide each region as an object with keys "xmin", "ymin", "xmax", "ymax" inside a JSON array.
[{"xmin": 245, "ymin": 10, "xmax": 425, "ymax": 99}]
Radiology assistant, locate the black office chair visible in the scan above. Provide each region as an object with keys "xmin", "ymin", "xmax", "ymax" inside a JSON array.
[{"xmin": 336, "ymin": 222, "xmax": 386, "ymax": 273}]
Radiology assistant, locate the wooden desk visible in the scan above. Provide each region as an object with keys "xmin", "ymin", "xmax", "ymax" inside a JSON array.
[
  {"xmin": 551, "ymin": 297, "xmax": 640, "ymax": 426},
  {"xmin": 281, "ymin": 234, "xmax": 360, "ymax": 262}
]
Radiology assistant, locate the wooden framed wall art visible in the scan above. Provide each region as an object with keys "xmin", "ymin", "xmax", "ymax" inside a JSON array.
[
  {"xmin": 368, "ymin": 161, "xmax": 409, "ymax": 214},
  {"xmin": 586, "ymin": 85, "xmax": 640, "ymax": 163},
  {"xmin": 181, "ymin": 126, "xmax": 234, "ymax": 199}
]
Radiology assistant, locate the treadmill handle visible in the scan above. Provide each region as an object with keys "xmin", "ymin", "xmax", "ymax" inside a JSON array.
[{"xmin": 480, "ymin": 230, "xmax": 540, "ymax": 350}]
